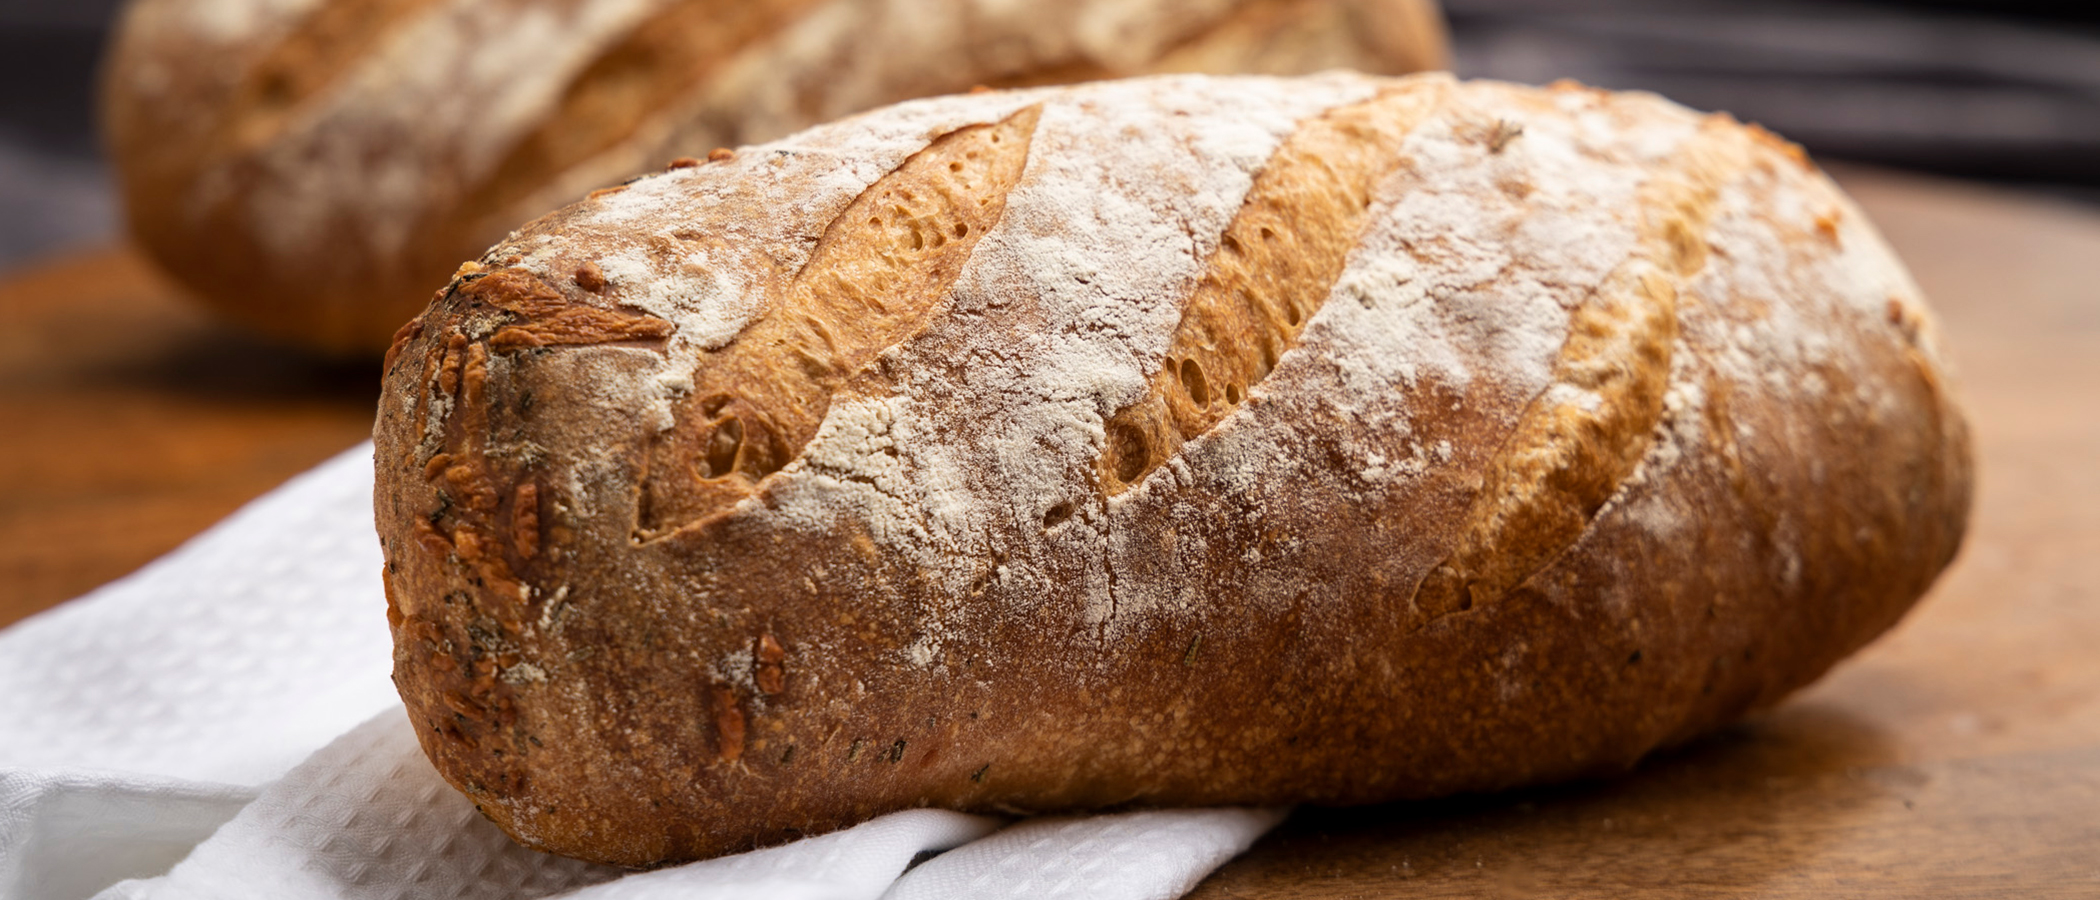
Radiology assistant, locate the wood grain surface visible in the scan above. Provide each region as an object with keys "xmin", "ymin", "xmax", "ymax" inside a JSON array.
[
  {"xmin": 0, "ymin": 252, "xmax": 376, "ymax": 626},
  {"xmin": 1, "ymin": 167, "xmax": 2095, "ymax": 895}
]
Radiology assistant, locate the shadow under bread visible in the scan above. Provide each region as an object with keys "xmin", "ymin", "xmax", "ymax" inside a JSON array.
[{"xmin": 1191, "ymin": 700, "xmax": 1899, "ymax": 898}]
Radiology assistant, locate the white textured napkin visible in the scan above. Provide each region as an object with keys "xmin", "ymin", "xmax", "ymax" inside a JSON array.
[{"xmin": 0, "ymin": 443, "xmax": 1281, "ymax": 900}]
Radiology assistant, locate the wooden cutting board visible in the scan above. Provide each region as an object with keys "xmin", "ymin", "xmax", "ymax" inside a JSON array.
[{"xmin": 3, "ymin": 167, "xmax": 2095, "ymax": 896}]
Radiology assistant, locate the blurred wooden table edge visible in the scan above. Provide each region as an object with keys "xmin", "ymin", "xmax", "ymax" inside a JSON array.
[
  {"xmin": 2, "ymin": 166, "xmax": 2096, "ymax": 897},
  {"xmin": 0, "ymin": 247, "xmax": 379, "ymax": 625}
]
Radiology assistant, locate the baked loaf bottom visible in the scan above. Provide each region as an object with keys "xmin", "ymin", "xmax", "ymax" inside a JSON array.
[
  {"xmin": 103, "ymin": 0, "xmax": 1446, "ymax": 353},
  {"xmin": 375, "ymin": 72, "xmax": 1971, "ymax": 867}
]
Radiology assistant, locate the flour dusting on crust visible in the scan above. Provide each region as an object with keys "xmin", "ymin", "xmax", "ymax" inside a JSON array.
[{"xmin": 372, "ymin": 73, "xmax": 1973, "ymax": 866}]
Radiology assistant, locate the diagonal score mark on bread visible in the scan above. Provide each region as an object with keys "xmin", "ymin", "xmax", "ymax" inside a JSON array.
[
  {"xmin": 1096, "ymin": 83, "xmax": 1448, "ymax": 495},
  {"xmin": 634, "ymin": 105, "xmax": 1044, "ymax": 539},
  {"xmin": 212, "ymin": 0, "xmax": 447, "ymax": 153},
  {"xmin": 1406, "ymin": 116, "xmax": 1760, "ymax": 626},
  {"xmin": 456, "ymin": 0, "xmax": 826, "ymax": 238}
]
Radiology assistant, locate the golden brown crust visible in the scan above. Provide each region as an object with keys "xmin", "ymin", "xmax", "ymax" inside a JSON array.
[
  {"xmin": 102, "ymin": 0, "xmax": 1451, "ymax": 353},
  {"xmin": 375, "ymin": 74, "xmax": 1970, "ymax": 867},
  {"xmin": 1099, "ymin": 82, "xmax": 1446, "ymax": 494},
  {"xmin": 222, "ymin": 0, "xmax": 444, "ymax": 150},
  {"xmin": 1151, "ymin": 0, "xmax": 1447, "ymax": 77},
  {"xmin": 450, "ymin": 0, "xmax": 829, "ymax": 254},
  {"xmin": 1406, "ymin": 118, "xmax": 1754, "ymax": 625},
  {"xmin": 635, "ymin": 105, "xmax": 1042, "ymax": 536}
]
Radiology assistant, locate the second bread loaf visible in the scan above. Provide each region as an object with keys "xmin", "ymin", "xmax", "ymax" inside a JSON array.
[{"xmin": 102, "ymin": 0, "xmax": 1448, "ymax": 352}]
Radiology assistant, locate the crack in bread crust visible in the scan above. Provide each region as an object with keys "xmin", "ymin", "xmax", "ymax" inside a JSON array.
[
  {"xmin": 462, "ymin": 268, "xmax": 678, "ymax": 351},
  {"xmin": 635, "ymin": 105, "xmax": 1043, "ymax": 538},
  {"xmin": 1097, "ymin": 83, "xmax": 1448, "ymax": 495},
  {"xmin": 1407, "ymin": 117, "xmax": 1759, "ymax": 626},
  {"xmin": 976, "ymin": 0, "xmax": 1447, "ymax": 91},
  {"xmin": 217, "ymin": 0, "xmax": 446, "ymax": 154},
  {"xmin": 1148, "ymin": 0, "xmax": 1448, "ymax": 76},
  {"xmin": 454, "ymin": 0, "xmax": 825, "ymax": 242}
]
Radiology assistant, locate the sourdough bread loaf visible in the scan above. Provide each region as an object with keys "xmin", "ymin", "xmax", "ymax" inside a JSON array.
[
  {"xmin": 101, "ymin": 0, "xmax": 1447, "ymax": 353},
  {"xmin": 374, "ymin": 72, "xmax": 1972, "ymax": 867}
]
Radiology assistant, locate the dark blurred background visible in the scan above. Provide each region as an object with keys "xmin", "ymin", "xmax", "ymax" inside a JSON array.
[
  {"xmin": 0, "ymin": 0, "xmax": 122, "ymax": 269},
  {"xmin": 2, "ymin": 0, "xmax": 2098, "ymax": 270}
]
